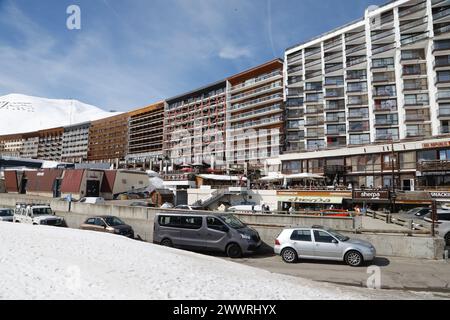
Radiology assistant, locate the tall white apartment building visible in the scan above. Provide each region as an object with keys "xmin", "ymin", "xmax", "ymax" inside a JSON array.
[{"xmin": 284, "ymin": 0, "xmax": 450, "ymax": 153}]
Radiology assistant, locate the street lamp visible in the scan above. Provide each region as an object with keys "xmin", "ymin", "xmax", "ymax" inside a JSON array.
[{"xmin": 390, "ymin": 139, "xmax": 396, "ymax": 214}]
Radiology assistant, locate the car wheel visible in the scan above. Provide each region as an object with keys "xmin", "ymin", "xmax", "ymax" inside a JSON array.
[
  {"xmin": 345, "ymin": 250, "xmax": 363, "ymax": 267},
  {"xmin": 281, "ymin": 248, "xmax": 298, "ymax": 263},
  {"xmin": 226, "ymin": 243, "xmax": 243, "ymax": 258},
  {"xmin": 160, "ymin": 238, "xmax": 173, "ymax": 247},
  {"xmin": 445, "ymin": 232, "xmax": 450, "ymax": 246}
]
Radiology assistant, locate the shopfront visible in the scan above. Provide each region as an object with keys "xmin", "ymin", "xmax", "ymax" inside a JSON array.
[{"xmin": 277, "ymin": 190, "xmax": 352, "ymax": 211}]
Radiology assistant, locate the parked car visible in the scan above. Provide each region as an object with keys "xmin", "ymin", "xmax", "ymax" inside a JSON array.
[
  {"xmin": 160, "ymin": 202, "xmax": 174, "ymax": 209},
  {"xmin": 436, "ymin": 221, "xmax": 450, "ymax": 246},
  {"xmin": 129, "ymin": 201, "xmax": 155, "ymax": 208},
  {"xmin": 79, "ymin": 197, "xmax": 106, "ymax": 205},
  {"xmin": 0, "ymin": 208, "xmax": 14, "ymax": 222},
  {"xmin": 153, "ymin": 212, "xmax": 262, "ymax": 258},
  {"xmin": 423, "ymin": 210, "xmax": 450, "ymax": 223},
  {"xmin": 274, "ymin": 226, "xmax": 376, "ymax": 267},
  {"xmin": 175, "ymin": 205, "xmax": 205, "ymax": 211},
  {"xmin": 80, "ymin": 215, "xmax": 134, "ymax": 238},
  {"xmin": 227, "ymin": 205, "xmax": 262, "ymax": 213},
  {"xmin": 405, "ymin": 207, "xmax": 431, "ymax": 217},
  {"xmin": 13, "ymin": 203, "xmax": 64, "ymax": 226}
]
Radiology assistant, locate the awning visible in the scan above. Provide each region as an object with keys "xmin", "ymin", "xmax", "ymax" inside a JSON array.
[
  {"xmin": 197, "ymin": 174, "xmax": 247, "ymax": 181},
  {"xmin": 285, "ymin": 173, "xmax": 324, "ymax": 180},
  {"xmin": 265, "ymin": 159, "xmax": 282, "ymax": 166},
  {"xmin": 278, "ymin": 196, "xmax": 343, "ymax": 204}
]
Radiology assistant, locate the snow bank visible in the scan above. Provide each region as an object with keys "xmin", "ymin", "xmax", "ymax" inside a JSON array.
[
  {"xmin": 0, "ymin": 222, "xmax": 431, "ymax": 300},
  {"xmin": 0, "ymin": 94, "xmax": 120, "ymax": 135}
]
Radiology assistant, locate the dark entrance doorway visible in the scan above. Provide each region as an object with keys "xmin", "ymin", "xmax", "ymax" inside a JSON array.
[{"xmin": 86, "ymin": 180, "xmax": 100, "ymax": 197}]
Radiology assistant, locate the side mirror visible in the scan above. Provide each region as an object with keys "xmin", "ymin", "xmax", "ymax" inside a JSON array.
[{"xmin": 332, "ymin": 239, "xmax": 338, "ymax": 244}]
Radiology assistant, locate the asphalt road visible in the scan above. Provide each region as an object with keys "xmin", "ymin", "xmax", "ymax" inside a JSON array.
[{"xmin": 219, "ymin": 246, "xmax": 450, "ymax": 297}]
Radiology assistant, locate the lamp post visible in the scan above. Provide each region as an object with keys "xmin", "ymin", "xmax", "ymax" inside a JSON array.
[{"xmin": 390, "ymin": 139, "xmax": 396, "ymax": 214}]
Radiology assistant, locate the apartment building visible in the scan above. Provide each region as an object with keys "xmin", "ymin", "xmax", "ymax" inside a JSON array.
[
  {"xmin": 61, "ymin": 122, "xmax": 91, "ymax": 163},
  {"xmin": 87, "ymin": 113, "xmax": 129, "ymax": 165},
  {"xmin": 0, "ymin": 134, "xmax": 24, "ymax": 157},
  {"xmin": 37, "ymin": 127, "xmax": 64, "ymax": 161},
  {"xmin": 282, "ymin": 0, "xmax": 450, "ymax": 190},
  {"xmin": 126, "ymin": 102, "xmax": 165, "ymax": 169},
  {"xmin": 164, "ymin": 81, "xmax": 227, "ymax": 169},
  {"xmin": 284, "ymin": 0, "xmax": 450, "ymax": 152},
  {"xmin": 226, "ymin": 59, "xmax": 285, "ymax": 171}
]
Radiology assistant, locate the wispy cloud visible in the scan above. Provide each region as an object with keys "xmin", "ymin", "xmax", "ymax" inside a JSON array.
[{"xmin": 218, "ymin": 45, "xmax": 252, "ymax": 60}]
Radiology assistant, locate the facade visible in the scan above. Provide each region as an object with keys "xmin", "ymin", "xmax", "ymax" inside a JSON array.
[
  {"xmin": 0, "ymin": 134, "xmax": 24, "ymax": 157},
  {"xmin": 37, "ymin": 127, "xmax": 64, "ymax": 161},
  {"xmin": 164, "ymin": 81, "xmax": 227, "ymax": 169},
  {"xmin": 20, "ymin": 132, "xmax": 39, "ymax": 159},
  {"xmin": 126, "ymin": 102, "xmax": 165, "ymax": 168},
  {"xmin": 226, "ymin": 59, "xmax": 285, "ymax": 172},
  {"xmin": 87, "ymin": 113, "xmax": 129, "ymax": 165},
  {"xmin": 61, "ymin": 122, "xmax": 91, "ymax": 163},
  {"xmin": 284, "ymin": 0, "xmax": 450, "ymax": 153},
  {"xmin": 280, "ymin": 137, "xmax": 450, "ymax": 191}
]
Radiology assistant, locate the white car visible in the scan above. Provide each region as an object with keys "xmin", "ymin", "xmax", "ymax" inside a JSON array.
[
  {"xmin": 14, "ymin": 204, "xmax": 64, "ymax": 226},
  {"xmin": 79, "ymin": 197, "xmax": 106, "ymax": 205},
  {"xmin": 0, "ymin": 208, "xmax": 14, "ymax": 222},
  {"xmin": 227, "ymin": 205, "xmax": 262, "ymax": 213}
]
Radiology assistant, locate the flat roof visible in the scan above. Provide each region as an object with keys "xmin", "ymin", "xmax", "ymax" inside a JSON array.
[{"xmin": 166, "ymin": 79, "xmax": 227, "ymax": 104}]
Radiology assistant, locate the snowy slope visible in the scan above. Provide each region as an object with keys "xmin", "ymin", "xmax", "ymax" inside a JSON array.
[
  {"xmin": 0, "ymin": 94, "xmax": 121, "ymax": 135},
  {"xmin": 0, "ymin": 222, "xmax": 434, "ymax": 300}
]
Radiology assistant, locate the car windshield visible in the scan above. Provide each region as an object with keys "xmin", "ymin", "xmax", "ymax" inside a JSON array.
[
  {"xmin": 327, "ymin": 229, "xmax": 350, "ymax": 242},
  {"xmin": 406, "ymin": 208, "xmax": 420, "ymax": 214},
  {"xmin": 218, "ymin": 214, "xmax": 246, "ymax": 229},
  {"xmin": 33, "ymin": 208, "xmax": 53, "ymax": 216},
  {"xmin": 0, "ymin": 209, "xmax": 13, "ymax": 217},
  {"xmin": 104, "ymin": 216, "xmax": 125, "ymax": 226}
]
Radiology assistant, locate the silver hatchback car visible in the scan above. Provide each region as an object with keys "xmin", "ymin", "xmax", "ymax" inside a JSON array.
[{"xmin": 274, "ymin": 226, "xmax": 376, "ymax": 267}]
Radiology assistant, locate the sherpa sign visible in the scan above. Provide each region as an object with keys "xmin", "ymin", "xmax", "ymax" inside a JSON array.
[{"xmin": 354, "ymin": 191, "xmax": 389, "ymax": 200}]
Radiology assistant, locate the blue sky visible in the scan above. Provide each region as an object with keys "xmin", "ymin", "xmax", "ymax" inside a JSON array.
[{"xmin": 0, "ymin": 0, "xmax": 385, "ymax": 111}]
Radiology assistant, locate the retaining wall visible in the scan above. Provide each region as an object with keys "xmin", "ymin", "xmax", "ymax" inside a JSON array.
[{"xmin": 0, "ymin": 194, "xmax": 444, "ymax": 259}]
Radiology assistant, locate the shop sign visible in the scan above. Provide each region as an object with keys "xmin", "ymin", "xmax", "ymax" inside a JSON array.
[
  {"xmin": 422, "ymin": 141, "xmax": 450, "ymax": 149},
  {"xmin": 354, "ymin": 190, "xmax": 389, "ymax": 200},
  {"xmin": 278, "ymin": 196, "xmax": 343, "ymax": 204},
  {"xmin": 429, "ymin": 192, "xmax": 450, "ymax": 198}
]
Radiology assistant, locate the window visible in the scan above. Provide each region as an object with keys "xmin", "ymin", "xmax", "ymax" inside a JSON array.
[
  {"xmin": 94, "ymin": 218, "xmax": 106, "ymax": 227},
  {"xmin": 313, "ymin": 230, "xmax": 336, "ymax": 243},
  {"xmin": 206, "ymin": 217, "xmax": 228, "ymax": 232},
  {"xmin": 181, "ymin": 216, "xmax": 203, "ymax": 229},
  {"xmin": 437, "ymin": 71, "xmax": 450, "ymax": 83},
  {"xmin": 290, "ymin": 230, "xmax": 312, "ymax": 241},
  {"xmin": 158, "ymin": 215, "xmax": 182, "ymax": 228},
  {"xmin": 85, "ymin": 218, "xmax": 95, "ymax": 225}
]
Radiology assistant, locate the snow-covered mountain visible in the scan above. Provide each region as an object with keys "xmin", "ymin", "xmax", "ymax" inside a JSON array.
[{"xmin": 0, "ymin": 94, "xmax": 122, "ymax": 135}]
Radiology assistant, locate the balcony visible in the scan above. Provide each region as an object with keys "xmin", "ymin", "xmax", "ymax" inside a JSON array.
[
  {"xmin": 324, "ymin": 89, "xmax": 344, "ymax": 99},
  {"xmin": 326, "ymin": 115, "xmax": 346, "ymax": 123},
  {"xmin": 401, "ymin": 32, "xmax": 429, "ymax": 46},
  {"xmin": 304, "ymin": 82, "xmax": 323, "ymax": 92},
  {"xmin": 230, "ymin": 93, "xmax": 283, "ymax": 112},
  {"xmin": 304, "ymin": 47, "xmax": 321, "ymax": 58},
  {"xmin": 346, "ymin": 70, "xmax": 367, "ymax": 81},
  {"xmin": 324, "ymin": 39, "xmax": 342, "ymax": 51},
  {"xmin": 349, "ymin": 122, "xmax": 370, "ymax": 132},
  {"xmin": 347, "ymin": 83, "xmax": 368, "ymax": 93},
  {"xmin": 375, "ymin": 133, "xmax": 399, "ymax": 141},
  {"xmin": 305, "ymin": 118, "xmax": 325, "ymax": 126},
  {"xmin": 433, "ymin": 7, "xmax": 450, "ymax": 22},
  {"xmin": 305, "ymin": 94, "xmax": 323, "ymax": 103},
  {"xmin": 287, "ymin": 52, "xmax": 303, "ymax": 65},
  {"xmin": 405, "ymin": 112, "xmax": 430, "ymax": 121},
  {"xmin": 305, "ymin": 59, "xmax": 322, "ymax": 70},
  {"xmin": 230, "ymin": 81, "xmax": 282, "ymax": 102},
  {"xmin": 418, "ymin": 160, "xmax": 450, "ymax": 172},
  {"xmin": 324, "ymin": 77, "xmax": 344, "ymax": 87},
  {"xmin": 371, "ymin": 42, "xmax": 396, "ymax": 55},
  {"xmin": 305, "ymin": 70, "xmax": 323, "ymax": 80},
  {"xmin": 434, "ymin": 24, "xmax": 450, "ymax": 36},
  {"xmin": 372, "ymin": 72, "xmax": 396, "ymax": 83},
  {"xmin": 347, "ymin": 56, "xmax": 367, "ymax": 68},
  {"xmin": 371, "ymin": 29, "xmax": 395, "ymax": 43},
  {"xmin": 230, "ymin": 115, "xmax": 283, "ymax": 130},
  {"xmin": 229, "ymin": 103, "xmax": 282, "ymax": 122},
  {"xmin": 288, "ymin": 65, "xmax": 303, "ymax": 74},
  {"xmin": 230, "ymin": 70, "xmax": 282, "ymax": 92},
  {"xmin": 439, "ymin": 107, "xmax": 450, "ymax": 117},
  {"xmin": 305, "ymin": 106, "xmax": 324, "ymax": 114},
  {"xmin": 400, "ymin": 17, "xmax": 428, "ymax": 33},
  {"xmin": 406, "ymin": 128, "xmax": 432, "ymax": 137},
  {"xmin": 287, "ymin": 109, "xmax": 304, "ymax": 119},
  {"xmin": 433, "ymin": 39, "xmax": 450, "ymax": 51},
  {"xmin": 374, "ymin": 118, "xmax": 398, "ymax": 126},
  {"xmin": 373, "ymin": 87, "xmax": 397, "ymax": 98},
  {"xmin": 286, "ymin": 88, "xmax": 304, "ymax": 97},
  {"xmin": 346, "ymin": 43, "xmax": 366, "ymax": 56},
  {"xmin": 398, "ymin": 1, "xmax": 427, "ymax": 19},
  {"xmin": 371, "ymin": 58, "xmax": 395, "ymax": 69},
  {"xmin": 347, "ymin": 97, "xmax": 368, "ymax": 106},
  {"xmin": 437, "ymin": 90, "xmax": 450, "ymax": 101},
  {"xmin": 325, "ymin": 101, "xmax": 345, "ymax": 111},
  {"xmin": 305, "ymin": 130, "xmax": 325, "ymax": 138},
  {"xmin": 403, "ymin": 79, "xmax": 428, "ymax": 92},
  {"xmin": 348, "ymin": 110, "xmax": 369, "ymax": 119},
  {"xmin": 325, "ymin": 63, "xmax": 343, "ymax": 74}
]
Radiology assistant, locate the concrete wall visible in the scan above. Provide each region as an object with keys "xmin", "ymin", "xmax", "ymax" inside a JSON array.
[{"xmin": 0, "ymin": 194, "xmax": 444, "ymax": 260}]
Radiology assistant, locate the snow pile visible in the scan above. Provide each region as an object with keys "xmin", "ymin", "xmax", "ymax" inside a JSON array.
[
  {"xmin": 0, "ymin": 223, "xmax": 431, "ymax": 300},
  {"xmin": 0, "ymin": 94, "xmax": 121, "ymax": 135}
]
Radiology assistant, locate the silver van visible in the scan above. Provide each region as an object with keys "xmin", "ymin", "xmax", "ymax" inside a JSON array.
[{"xmin": 153, "ymin": 212, "xmax": 262, "ymax": 258}]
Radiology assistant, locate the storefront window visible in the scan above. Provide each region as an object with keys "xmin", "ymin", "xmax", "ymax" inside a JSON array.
[{"xmin": 282, "ymin": 160, "xmax": 301, "ymax": 174}]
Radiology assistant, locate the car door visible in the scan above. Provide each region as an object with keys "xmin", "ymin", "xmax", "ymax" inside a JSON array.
[
  {"xmin": 82, "ymin": 218, "xmax": 96, "ymax": 231},
  {"xmin": 290, "ymin": 229, "xmax": 315, "ymax": 258},
  {"xmin": 205, "ymin": 216, "xmax": 230, "ymax": 251},
  {"xmin": 178, "ymin": 216, "xmax": 205, "ymax": 250},
  {"xmin": 312, "ymin": 230, "xmax": 343, "ymax": 260}
]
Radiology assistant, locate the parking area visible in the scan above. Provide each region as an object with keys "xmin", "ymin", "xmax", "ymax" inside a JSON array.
[{"xmin": 219, "ymin": 246, "xmax": 450, "ymax": 297}]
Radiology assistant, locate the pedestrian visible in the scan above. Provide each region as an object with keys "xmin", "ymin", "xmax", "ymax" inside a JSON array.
[{"xmin": 289, "ymin": 206, "xmax": 295, "ymax": 214}]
